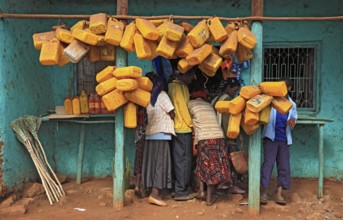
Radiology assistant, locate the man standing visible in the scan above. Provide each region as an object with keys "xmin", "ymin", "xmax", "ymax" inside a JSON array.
[
  {"xmin": 261, "ymin": 78, "xmax": 298, "ymax": 205},
  {"xmin": 168, "ymin": 70, "xmax": 196, "ymax": 201}
]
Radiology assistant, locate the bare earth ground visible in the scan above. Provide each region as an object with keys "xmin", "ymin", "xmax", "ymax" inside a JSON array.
[{"xmin": 0, "ymin": 177, "xmax": 343, "ymax": 220}]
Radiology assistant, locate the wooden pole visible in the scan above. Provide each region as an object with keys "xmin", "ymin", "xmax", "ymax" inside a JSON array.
[
  {"xmin": 249, "ymin": 0, "xmax": 263, "ymax": 216},
  {"xmin": 113, "ymin": 0, "xmax": 128, "ymax": 209}
]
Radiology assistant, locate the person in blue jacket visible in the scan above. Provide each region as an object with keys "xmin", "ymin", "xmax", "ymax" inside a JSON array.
[{"xmin": 260, "ymin": 78, "xmax": 298, "ymax": 205}]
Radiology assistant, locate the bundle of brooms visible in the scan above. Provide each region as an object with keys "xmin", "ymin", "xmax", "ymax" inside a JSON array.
[{"xmin": 11, "ymin": 116, "xmax": 65, "ymax": 205}]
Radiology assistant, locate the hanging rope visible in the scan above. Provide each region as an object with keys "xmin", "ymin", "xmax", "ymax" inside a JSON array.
[{"xmin": 0, "ymin": 13, "xmax": 343, "ymax": 21}]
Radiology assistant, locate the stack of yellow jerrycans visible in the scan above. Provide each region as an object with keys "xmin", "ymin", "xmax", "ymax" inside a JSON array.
[
  {"xmin": 33, "ymin": 14, "xmax": 258, "ymax": 74},
  {"xmin": 215, "ymin": 81, "xmax": 293, "ymax": 138},
  {"xmin": 94, "ymin": 65, "xmax": 153, "ymax": 129}
]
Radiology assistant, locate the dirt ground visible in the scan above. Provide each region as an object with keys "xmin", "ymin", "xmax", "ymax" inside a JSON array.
[{"xmin": 0, "ymin": 177, "xmax": 343, "ymax": 220}]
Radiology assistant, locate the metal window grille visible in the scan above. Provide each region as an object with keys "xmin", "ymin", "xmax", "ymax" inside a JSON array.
[
  {"xmin": 263, "ymin": 46, "xmax": 316, "ymax": 110},
  {"xmin": 77, "ymin": 58, "xmax": 115, "ymax": 95}
]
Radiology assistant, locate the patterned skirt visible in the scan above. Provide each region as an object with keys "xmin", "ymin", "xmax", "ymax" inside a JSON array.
[{"xmin": 195, "ymin": 138, "xmax": 232, "ymax": 187}]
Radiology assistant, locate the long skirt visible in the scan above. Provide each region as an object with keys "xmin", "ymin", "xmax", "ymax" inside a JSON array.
[
  {"xmin": 195, "ymin": 138, "xmax": 232, "ymax": 188},
  {"xmin": 141, "ymin": 140, "xmax": 172, "ymax": 190}
]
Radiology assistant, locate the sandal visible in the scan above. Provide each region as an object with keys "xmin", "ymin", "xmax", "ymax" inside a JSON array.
[
  {"xmin": 260, "ymin": 192, "xmax": 268, "ymax": 205},
  {"xmin": 275, "ymin": 196, "xmax": 287, "ymax": 205}
]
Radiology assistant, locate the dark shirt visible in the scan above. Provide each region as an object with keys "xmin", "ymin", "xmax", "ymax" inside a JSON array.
[{"xmin": 274, "ymin": 111, "xmax": 289, "ymax": 143}]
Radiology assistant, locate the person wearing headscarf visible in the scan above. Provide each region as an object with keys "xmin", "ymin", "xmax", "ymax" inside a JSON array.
[
  {"xmin": 211, "ymin": 77, "xmax": 246, "ymax": 195},
  {"xmin": 168, "ymin": 70, "xmax": 196, "ymax": 201},
  {"xmin": 188, "ymin": 88, "xmax": 232, "ymax": 206},
  {"xmin": 141, "ymin": 77, "xmax": 175, "ymax": 207}
]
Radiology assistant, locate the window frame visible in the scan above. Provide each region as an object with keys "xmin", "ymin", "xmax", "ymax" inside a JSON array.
[{"xmin": 262, "ymin": 41, "xmax": 321, "ymax": 115}]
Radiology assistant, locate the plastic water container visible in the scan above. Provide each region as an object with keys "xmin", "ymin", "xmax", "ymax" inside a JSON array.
[
  {"xmin": 186, "ymin": 43, "xmax": 212, "ymax": 65},
  {"xmin": 39, "ymin": 40, "xmax": 60, "ymax": 65},
  {"xmin": 72, "ymin": 96, "xmax": 81, "ymax": 115},
  {"xmin": 228, "ymin": 96, "xmax": 246, "ymax": 115},
  {"xmin": 259, "ymin": 105, "xmax": 271, "ymax": 125},
  {"xmin": 71, "ymin": 20, "xmax": 88, "ymax": 32},
  {"xmin": 246, "ymin": 94, "xmax": 273, "ymax": 113},
  {"xmin": 175, "ymin": 35, "xmax": 194, "ymax": 58},
  {"xmin": 156, "ymin": 34, "xmax": 178, "ymax": 59},
  {"xmin": 113, "ymin": 66, "xmax": 142, "ymax": 79},
  {"xmin": 219, "ymin": 31, "xmax": 238, "ymax": 57},
  {"xmin": 89, "ymin": 13, "xmax": 108, "ymax": 35},
  {"xmin": 96, "ymin": 66, "xmax": 116, "ymax": 83},
  {"xmin": 135, "ymin": 18, "xmax": 160, "ymax": 41},
  {"xmin": 202, "ymin": 53, "xmax": 223, "ymax": 73},
  {"xmin": 241, "ymin": 115, "xmax": 260, "ymax": 135},
  {"xmin": 80, "ymin": 90, "xmax": 89, "ymax": 114},
  {"xmin": 214, "ymin": 101, "xmax": 230, "ymax": 113},
  {"xmin": 134, "ymin": 33, "xmax": 153, "ymax": 59},
  {"xmin": 33, "ymin": 31, "xmax": 56, "ymax": 50},
  {"xmin": 198, "ymin": 62, "xmax": 216, "ymax": 77},
  {"xmin": 63, "ymin": 40, "xmax": 90, "ymax": 63},
  {"xmin": 244, "ymin": 108, "xmax": 259, "ymax": 125},
  {"xmin": 120, "ymin": 22, "xmax": 136, "ymax": 52},
  {"xmin": 227, "ymin": 113, "xmax": 242, "ymax": 139},
  {"xmin": 116, "ymin": 79, "xmax": 138, "ymax": 91},
  {"xmin": 237, "ymin": 27, "xmax": 257, "ymax": 49},
  {"xmin": 96, "ymin": 77, "xmax": 117, "ymax": 96},
  {"xmin": 157, "ymin": 20, "xmax": 172, "ymax": 36},
  {"xmin": 259, "ymin": 81, "xmax": 288, "ymax": 97},
  {"xmin": 102, "ymin": 89, "xmax": 128, "ymax": 111},
  {"xmin": 64, "ymin": 97, "xmax": 73, "ymax": 115},
  {"xmin": 165, "ymin": 23, "xmax": 184, "ymax": 42},
  {"xmin": 271, "ymin": 97, "xmax": 293, "ymax": 114},
  {"xmin": 236, "ymin": 43, "xmax": 253, "ymax": 63},
  {"xmin": 105, "ymin": 18, "xmax": 124, "ymax": 46},
  {"xmin": 177, "ymin": 58, "xmax": 194, "ymax": 74},
  {"xmin": 207, "ymin": 17, "xmax": 228, "ymax": 43},
  {"xmin": 224, "ymin": 22, "xmax": 237, "ymax": 35},
  {"xmin": 72, "ymin": 28, "xmax": 99, "ymax": 46},
  {"xmin": 124, "ymin": 102, "xmax": 137, "ymax": 128},
  {"xmin": 124, "ymin": 88, "xmax": 151, "ymax": 107},
  {"xmin": 150, "ymin": 19, "xmax": 166, "ymax": 27},
  {"xmin": 240, "ymin": 85, "xmax": 261, "ymax": 99},
  {"xmin": 55, "ymin": 28, "xmax": 74, "ymax": 44},
  {"xmin": 136, "ymin": 77, "xmax": 153, "ymax": 91},
  {"xmin": 187, "ymin": 19, "xmax": 210, "ymax": 48}
]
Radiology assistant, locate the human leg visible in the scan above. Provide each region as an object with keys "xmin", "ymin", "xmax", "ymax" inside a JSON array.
[
  {"xmin": 173, "ymin": 133, "xmax": 194, "ymax": 200},
  {"xmin": 275, "ymin": 142, "xmax": 290, "ymax": 205}
]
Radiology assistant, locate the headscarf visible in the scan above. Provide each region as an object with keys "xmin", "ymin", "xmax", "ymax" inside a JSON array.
[{"xmin": 150, "ymin": 77, "xmax": 164, "ymax": 107}]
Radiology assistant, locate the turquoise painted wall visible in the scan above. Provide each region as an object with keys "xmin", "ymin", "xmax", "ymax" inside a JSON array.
[{"xmin": 0, "ymin": 0, "xmax": 342, "ymax": 191}]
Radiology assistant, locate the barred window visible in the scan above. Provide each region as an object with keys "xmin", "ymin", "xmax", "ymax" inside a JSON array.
[
  {"xmin": 77, "ymin": 58, "xmax": 115, "ymax": 95},
  {"xmin": 263, "ymin": 45, "xmax": 317, "ymax": 112}
]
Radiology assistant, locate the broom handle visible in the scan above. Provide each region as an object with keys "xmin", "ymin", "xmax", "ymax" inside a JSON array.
[
  {"xmin": 36, "ymin": 139, "xmax": 65, "ymax": 195},
  {"xmin": 28, "ymin": 142, "xmax": 62, "ymax": 202},
  {"xmin": 26, "ymin": 142, "xmax": 54, "ymax": 205}
]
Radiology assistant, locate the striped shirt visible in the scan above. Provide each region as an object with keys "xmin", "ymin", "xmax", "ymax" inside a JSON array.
[{"xmin": 188, "ymin": 98, "xmax": 224, "ymax": 145}]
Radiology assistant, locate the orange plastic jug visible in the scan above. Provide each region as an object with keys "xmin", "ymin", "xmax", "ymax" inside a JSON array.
[
  {"xmin": 124, "ymin": 102, "xmax": 137, "ymax": 128},
  {"xmin": 259, "ymin": 81, "xmax": 288, "ymax": 97},
  {"xmin": 89, "ymin": 13, "xmax": 108, "ymax": 34},
  {"xmin": 214, "ymin": 101, "xmax": 230, "ymax": 113},
  {"xmin": 246, "ymin": 94, "xmax": 273, "ymax": 113},
  {"xmin": 236, "ymin": 43, "xmax": 253, "ymax": 63},
  {"xmin": 227, "ymin": 113, "xmax": 242, "ymax": 139},
  {"xmin": 187, "ymin": 19, "xmax": 210, "ymax": 48},
  {"xmin": 32, "ymin": 31, "xmax": 56, "ymax": 50},
  {"xmin": 271, "ymin": 97, "xmax": 293, "ymax": 115},
  {"xmin": 72, "ymin": 28, "xmax": 99, "ymax": 46},
  {"xmin": 136, "ymin": 77, "xmax": 153, "ymax": 92},
  {"xmin": 96, "ymin": 77, "xmax": 118, "ymax": 96},
  {"xmin": 177, "ymin": 58, "xmax": 194, "ymax": 74},
  {"xmin": 207, "ymin": 17, "xmax": 227, "ymax": 43},
  {"xmin": 87, "ymin": 46, "xmax": 101, "ymax": 62},
  {"xmin": 198, "ymin": 62, "xmax": 216, "ymax": 77},
  {"xmin": 202, "ymin": 53, "xmax": 223, "ymax": 73},
  {"xmin": 134, "ymin": 33, "xmax": 153, "ymax": 59},
  {"xmin": 259, "ymin": 105, "xmax": 271, "ymax": 125},
  {"xmin": 120, "ymin": 22, "xmax": 136, "ymax": 52},
  {"xmin": 219, "ymin": 31, "xmax": 238, "ymax": 57},
  {"xmin": 241, "ymin": 115, "xmax": 260, "ymax": 135},
  {"xmin": 100, "ymin": 44, "xmax": 115, "ymax": 61},
  {"xmin": 124, "ymin": 88, "xmax": 151, "ymax": 107},
  {"xmin": 165, "ymin": 23, "xmax": 184, "ymax": 42},
  {"xmin": 240, "ymin": 85, "xmax": 261, "ymax": 99},
  {"xmin": 105, "ymin": 18, "xmax": 125, "ymax": 46},
  {"xmin": 64, "ymin": 97, "xmax": 73, "ymax": 115},
  {"xmin": 113, "ymin": 66, "xmax": 142, "ymax": 79},
  {"xmin": 96, "ymin": 66, "xmax": 116, "ymax": 83},
  {"xmin": 156, "ymin": 34, "xmax": 179, "ymax": 59},
  {"xmin": 244, "ymin": 108, "xmax": 259, "ymax": 125},
  {"xmin": 55, "ymin": 28, "xmax": 74, "ymax": 44},
  {"xmin": 186, "ymin": 43, "xmax": 212, "ymax": 65},
  {"xmin": 228, "ymin": 96, "xmax": 246, "ymax": 115},
  {"xmin": 71, "ymin": 20, "xmax": 88, "ymax": 32},
  {"xmin": 102, "ymin": 89, "xmax": 128, "ymax": 111},
  {"xmin": 237, "ymin": 27, "xmax": 257, "ymax": 49},
  {"xmin": 116, "ymin": 79, "xmax": 139, "ymax": 91},
  {"xmin": 135, "ymin": 18, "xmax": 160, "ymax": 41},
  {"xmin": 39, "ymin": 41, "xmax": 60, "ymax": 65},
  {"xmin": 175, "ymin": 35, "xmax": 194, "ymax": 58}
]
